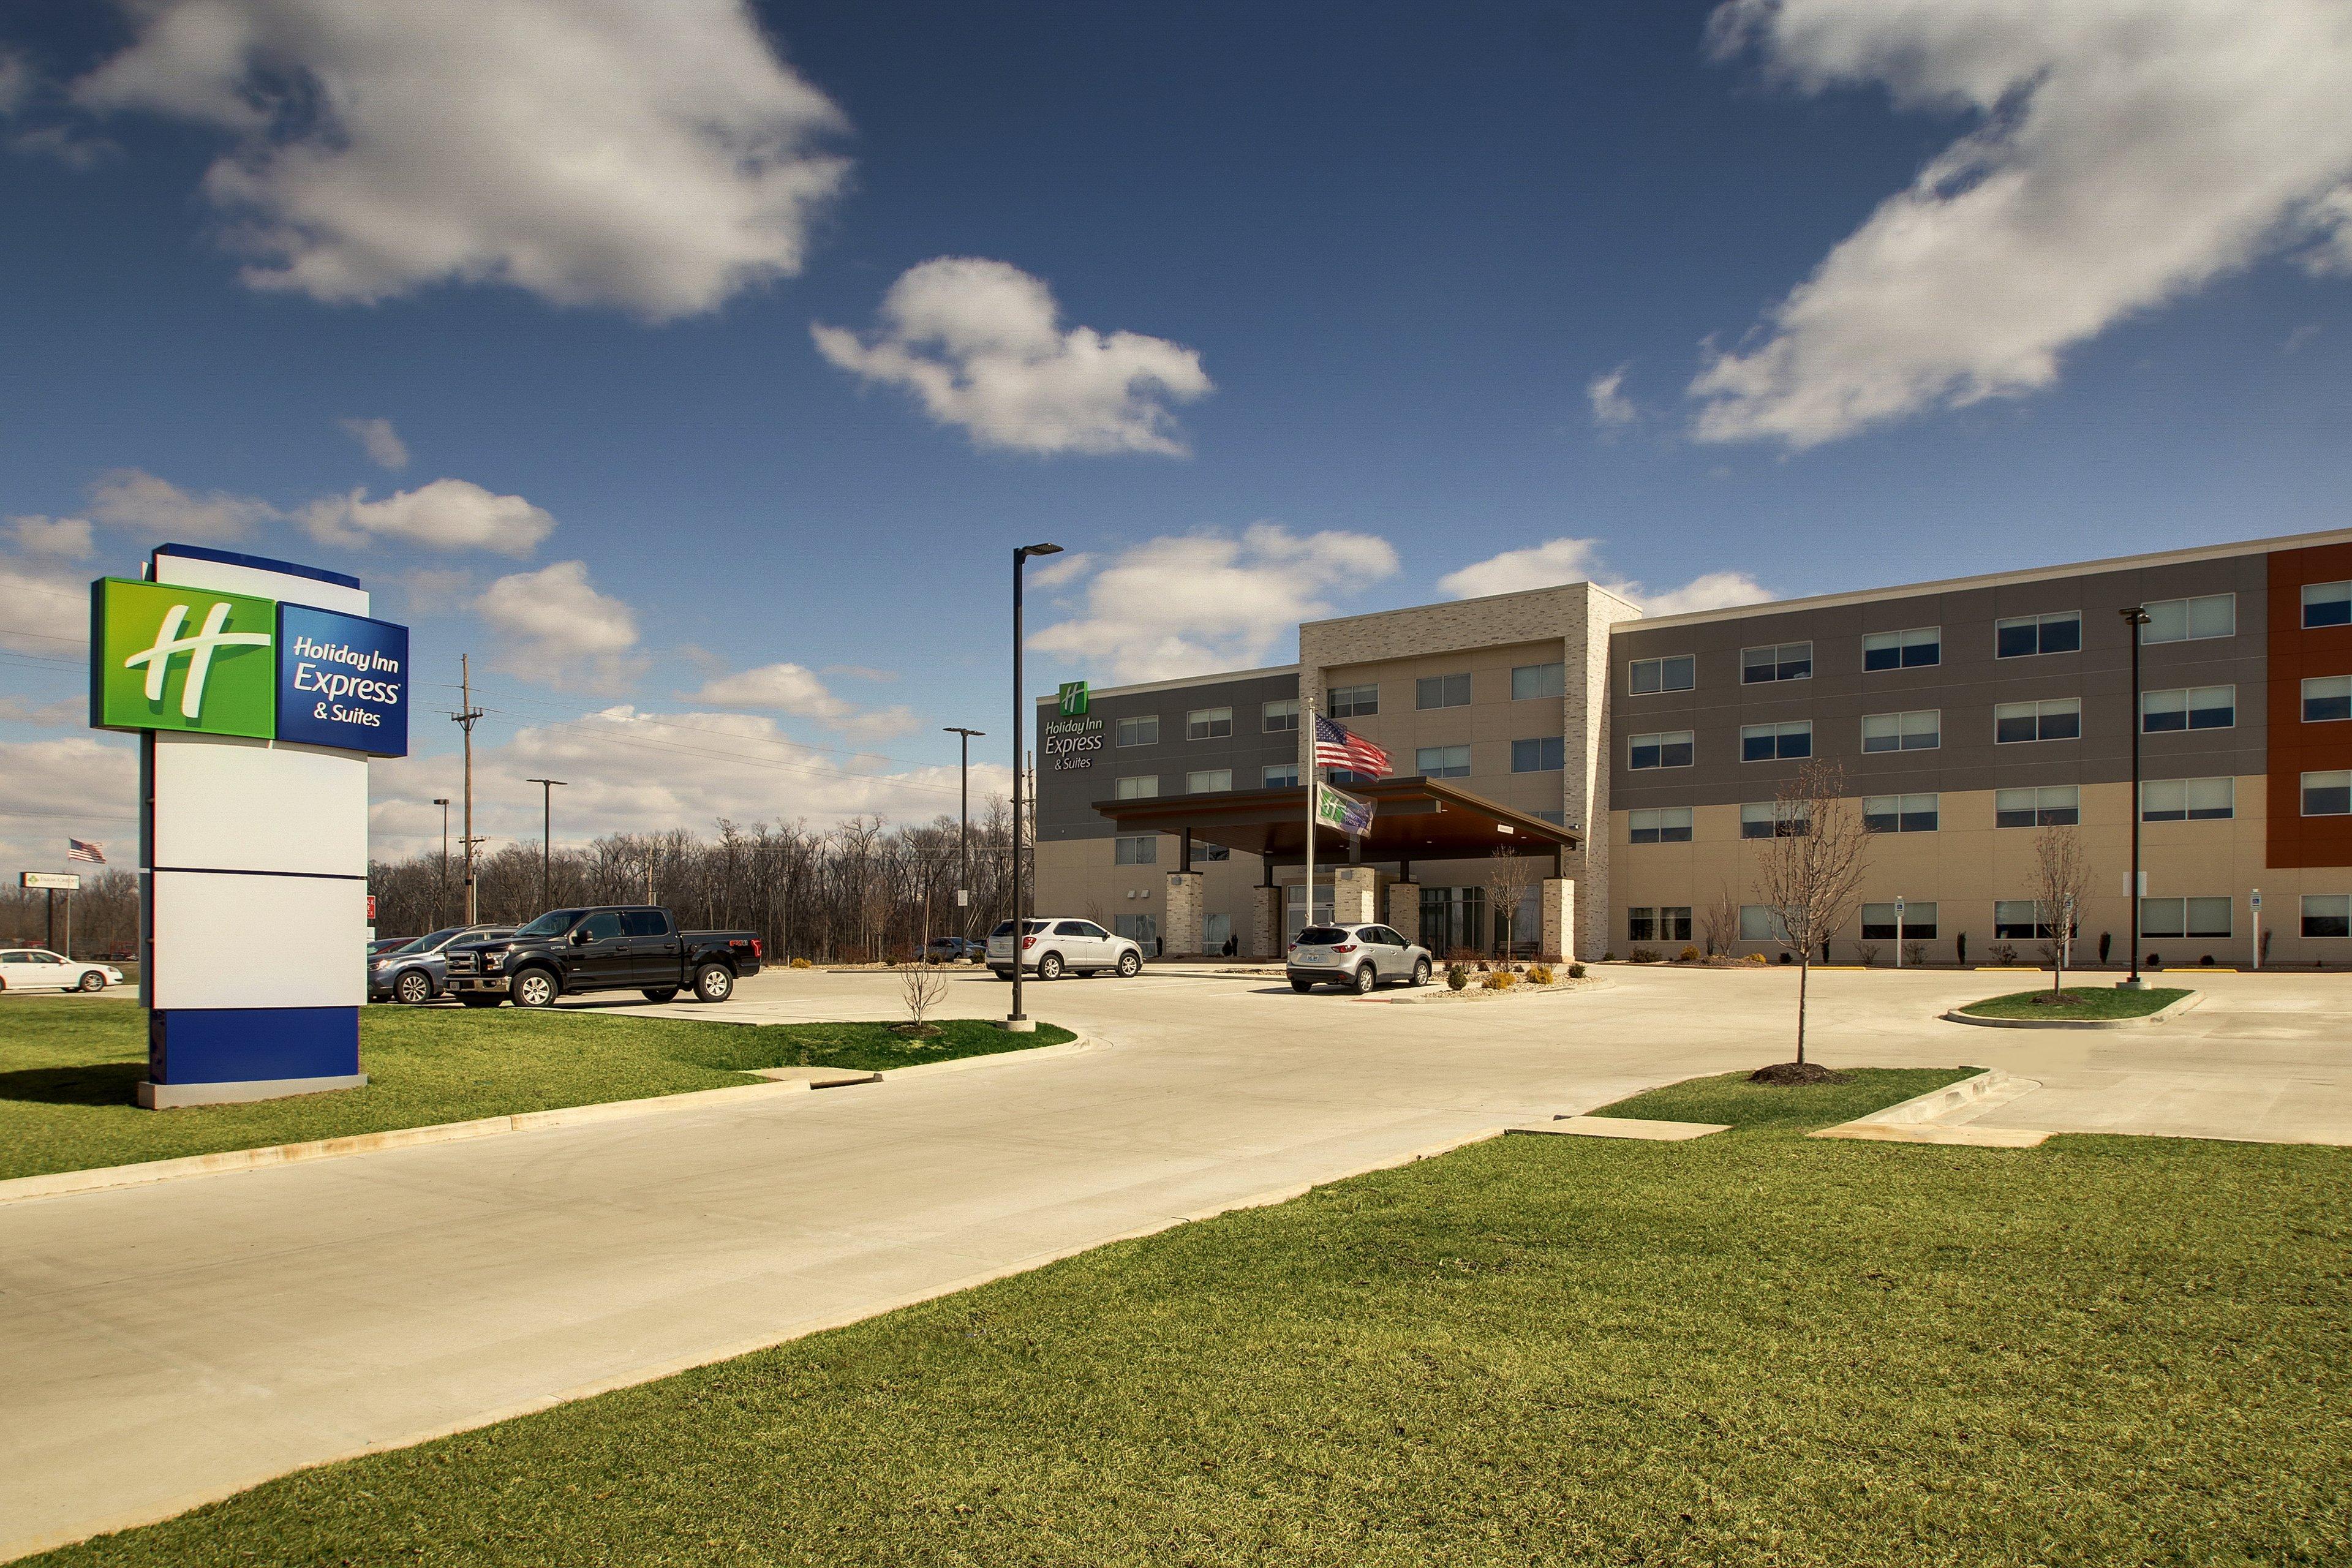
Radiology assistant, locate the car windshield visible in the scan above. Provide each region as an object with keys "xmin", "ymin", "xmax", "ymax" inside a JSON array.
[
  {"xmin": 1294, "ymin": 926, "xmax": 1352, "ymax": 946},
  {"xmin": 514, "ymin": 910, "xmax": 583, "ymax": 938},
  {"xmin": 394, "ymin": 927, "xmax": 464, "ymax": 956}
]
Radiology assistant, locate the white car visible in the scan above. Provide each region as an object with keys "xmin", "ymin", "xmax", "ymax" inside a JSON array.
[
  {"xmin": 1286, "ymin": 923, "xmax": 1433, "ymax": 994},
  {"xmin": 0, "ymin": 948, "xmax": 125, "ymax": 993},
  {"xmin": 986, "ymin": 918, "xmax": 1144, "ymax": 981}
]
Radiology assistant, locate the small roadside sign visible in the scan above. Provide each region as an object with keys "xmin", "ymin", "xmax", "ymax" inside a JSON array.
[{"xmin": 20, "ymin": 872, "xmax": 80, "ymax": 891}]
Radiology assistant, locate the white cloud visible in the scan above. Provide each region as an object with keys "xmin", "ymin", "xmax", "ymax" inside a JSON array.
[
  {"xmin": 0, "ymin": 695, "xmax": 88, "ymax": 726},
  {"xmin": 87, "ymin": 468, "xmax": 279, "ymax": 541},
  {"xmin": 472, "ymin": 560, "xmax": 642, "ymax": 690},
  {"xmin": 0, "ymin": 552, "xmax": 91, "ymax": 654},
  {"xmin": 0, "ymin": 734, "xmax": 139, "ymax": 878},
  {"xmin": 1024, "ymin": 549, "xmax": 1095, "ymax": 590},
  {"xmin": 0, "ymin": 49, "xmax": 28, "ymax": 114},
  {"xmin": 300, "ymin": 478, "xmax": 554, "ymax": 556},
  {"xmin": 813, "ymin": 258, "xmax": 1213, "ymax": 455},
  {"xmin": 1438, "ymin": 537, "xmax": 1773, "ymax": 617},
  {"xmin": 1586, "ymin": 364, "xmax": 1637, "ymax": 430},
  {"xmin": 368, "ymin": 708, "xmax": 1009, "ymax": 860},
  {"xmin": 74, "ymin": 0, "xmax": 851, "ymax": 321},
  {"xmin": 8, "ymin": 515, "xmax": 94, "ymax": 559},
  {"xmin": 338, "ymin": 416, "xmax": 410, "ymax": 470},
  {"xmin": 1690, "ymin": 0, "xmax": 2352, "ymax": 448},
  {"xmin": 688, "ymin": 662, "xmax": 920, "ymax": 739},
  {"xmin": 1028, "ymin": 524, "xmax": 1399, "ymax": 683},
  {"xmin": 820, "ymin": 664, "xmax": 898, "ymax": 683}
]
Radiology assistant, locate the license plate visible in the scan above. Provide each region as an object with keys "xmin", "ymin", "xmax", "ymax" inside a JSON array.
[{"xmin": 1297, "ymin": 953, "xmax": 1329, "ymax": 965}]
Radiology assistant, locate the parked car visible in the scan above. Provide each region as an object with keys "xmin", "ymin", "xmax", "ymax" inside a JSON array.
[
  {"xmin": 0, "ymin": 948, "xmax": 125, "ymax": 993},
  {"xmin": 986, "ymin": 918, "xmax": 1144, "ymax": 981},
  {"xmin": 923, "ymin": 936, "xmax": 989, "ymax": 963},
  {"xmin": 1286, "ymin": 923, "xmax": 1433, "ymax": 994},
  {"xmin": 370, "ymin": 924, "xmax": 515, "ymax": 1005},
  {"xmin": 443, "ymin": 905, "xmax": 764, "ymax": 1008}
]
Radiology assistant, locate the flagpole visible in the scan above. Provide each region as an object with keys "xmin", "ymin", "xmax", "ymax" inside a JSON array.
[{"xmin": 1302, "ymin": 695, "xmax": 1316, "ymax": 945}]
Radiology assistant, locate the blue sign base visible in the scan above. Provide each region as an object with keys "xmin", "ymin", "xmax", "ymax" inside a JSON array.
[{"xmin": 148, "ymin": 1006, "xmax": 362, "ymax": 1093}]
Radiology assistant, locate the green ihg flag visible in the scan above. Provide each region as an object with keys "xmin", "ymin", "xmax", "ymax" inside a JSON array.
[
  {"xmin": 92, "ymin": 577, "xmax": 277, "ymax": 739},
  {"xmin": 1057, "ymin": 680, "xmax": 1089, "ymax": 715}
]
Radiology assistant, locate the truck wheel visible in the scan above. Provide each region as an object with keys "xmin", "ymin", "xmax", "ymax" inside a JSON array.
[
  {"xmin": 79, "ymin": 971, "xmax": 107, "ymax": 992},
  {"xmin": 641, "ymin": 987, "xmax": 679, "ymax": 1003},
  {"xmin": 458, "ymin": 993, "xmax": 503, "ymax": 1008},
  {"xmin": 1036, "ymin": 951, "xmax": 1063, "ymax": 981},
  {"xmin": 1115, "ymin": 951, "xmax": 1141, "ymax": 978},
  {"xmin": 513, "ymin": 970, "xmax": 559, "ymax": 1009},
  {"xmin": 693, "ymin": 963, "xmax": 734, "ymax": 1003},
  {"xmin": 395, "ymin": 970, "xmax": 432, "ymax": 1005}
]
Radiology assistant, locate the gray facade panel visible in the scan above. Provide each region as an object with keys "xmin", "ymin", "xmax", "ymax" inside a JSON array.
[
  {"xmin": 1036, "ymin": 671, "xmax": 1301, "ymax": 842},
  {"xmin": 1609, "ymin": 553, "xmax": 2270, "ymax": 810}
]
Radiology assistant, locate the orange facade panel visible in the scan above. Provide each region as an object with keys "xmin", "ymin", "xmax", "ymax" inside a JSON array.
[{"xmin": 2267, "ymin": 543, "xmax": 2352, "ymax": 870}]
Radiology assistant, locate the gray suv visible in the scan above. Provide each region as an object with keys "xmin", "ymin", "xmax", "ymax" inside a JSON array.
[
  {"xmin": 371, "ymin": 924, "xmax": 515, "ymax": 1005},
  {"xmin": 1286, "ymin": 923, "xmax": 1432, "ymax": 994}
]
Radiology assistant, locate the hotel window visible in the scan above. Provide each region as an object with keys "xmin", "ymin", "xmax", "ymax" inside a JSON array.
[
  {"xmin": 1994, "ymin": 900, "xmax": 2065, "ymax": 940},
  {"xmin": 1512, "ymin": 736, "xmax": 1565, "ymax": 772},
  {"xmin": 1200, "ymin": 843, "xmax": 1231, "ymax": 862},
  {"xmin": 2301, "ymin": 894, "xmax": 2351, "ymax": 938},
  {"xmin": 1741, "ymin": 720, "xmax": 1813, "ymax": 761},
  {"xmin": 2302, "ymin": 676, "xmax": 2352, "ymax": 723},
  {"xmin": 1628, "ymin": 907, "xmax": 1693, "ymax": 943},
  {"xmin": 1115, "ymin": 775, "xmax": 1158, "ymax": 800},
  {"xmin": 1532, "ymin": 809, "xmax": 1567, "ymax": 825},
  {"xmin": 1328, "ymin": 683, "xmax": 1378, "ymax": 717},
  {"xmin": 1262, "ymin": 698, "xmax": 1300, "ymax": 733},
  {"xmin": 1863, "ymin": 627, "xmax": 1940, "ymax": 671},
  {"xmin": 1995, "ymin": 785, "xmax": 2079, "ymax": 828},
  {"xmin": 2141, "ymin": 777, "xmax": 2234, "ymax": 821},
  {"xmin": 2302, "ymin": 581, "xmax": 2352, "ymax": 629},
  {"xmin": 1861, "ymin": 709, "xmax": 1940, "ymax": 753},
  {"xmin": 1186, "ymin": 707, "xmax": 1232, "ymax": 740},
  {"xmin": 1263, "ymin": 763, "xmax": 1300, "ymax": 788},
  {"xmin": 1114, "ymin": 913, "xmax": 1158, "ymax": 946},
  {"xmin": 1329, "ymin": 767, "xmax": 1376, "ymax": 785},
  {"xmin": 1186, "ymin": 769, "xmax": 1233, "ymax": 793},
  {"xmin": 1115, "ymin": 714, "xmax": 1159, "ymax": 747},
  {"xmin": 2141, "ymin": 685, "xmax": 2234, "ymax": 732},
  {"xmin": 1415, "ymin": 745, "xmax": 1471, "ymax": 779},
  {"xmin": 1740, "ymin": 801, "xmax": 1809, "ymax": 840},
  {"xmin": 1629, "ymin": 729, "xmax": 1693, "ymax": 769},
  {"xmin": 1861, "ymin": 902, "xmax": 1937, "ymax": 940},
  {"xmin": 1416, "ymin": 673, "xmax": 1471, "ymax": 709},
  {"xmin": 1512, "ymin": 662, "xmax": 1565, "ymax": 700},
  {"xmin": 2302, "ymin": 770, "xmax": 2351, "ymax": 816},
  {"xmin": 1738, "ymin": 905, "xmax": 1789, "ymax": 942},
  {"xmin": 1113, "ymin": 835, "xmax": 1157, "ymax": 866},
  {"xmin": 2141, "ymin": 594, "xmax": 2235, "ymax": 644},
  {"xmin": 1629, "ymin": 654, "xmax": 1695, "ymax": 694},
  {"xmin": 1741, "ymin": 641, "xmax": 1812, "ymax": 684},
  {"xmin": 1628, "ymin": 807, "xmax": 1692, "ymax": 844},
  {"xmin": 1996, "ymin": 611, "xmax": 2081, "ymax": 658},
  {"xmin": 1995, "ymin": 698, "xmax": 2081, "ymax": 744},
  {"xmin": 2141, "ymin": 896, "xmax": 2232, "ymax": 939},
  {"xmin": 1863, "ymin": 793, "xmax": 1939, "ymax": 833}
]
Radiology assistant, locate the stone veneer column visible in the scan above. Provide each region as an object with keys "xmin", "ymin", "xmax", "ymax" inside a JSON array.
[
  {"xmin": 1331, "ymin": 864, "xmax": 1382, "ymax": 925},
  {"xmin": 1387, "ymin": 881, "xmax": 1421, "ymax": 946},
  {"xmin": 1163, "ymin": 872, "xmax": 1205, "ymax": 957},
  {"xmin": 1251, "ymin": 884, "xmax": 1281, "ymax": 958},
  {"xmin": 1540, "ymin": 878, "xmax": 1575, "ymax": 963}
]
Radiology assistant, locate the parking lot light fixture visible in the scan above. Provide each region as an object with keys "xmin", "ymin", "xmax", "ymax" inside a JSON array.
[
  {"xmin": 1009, "ymin": 544, "xmax": 1063, "ymax": 1030},
  {"xmin": 2119, "ymin": 606, "xmax": 2151, "ymax": 990}
]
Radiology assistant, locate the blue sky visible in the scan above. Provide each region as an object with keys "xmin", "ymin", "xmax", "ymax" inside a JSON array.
[{"xmin": 2, "ymin": 0, "xmax": 2348, "ymax": 869}]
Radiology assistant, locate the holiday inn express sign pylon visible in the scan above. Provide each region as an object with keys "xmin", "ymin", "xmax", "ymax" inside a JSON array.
[{"xmin": 91, "ymin": 545, "xmax": 409, "ymax": 1108}]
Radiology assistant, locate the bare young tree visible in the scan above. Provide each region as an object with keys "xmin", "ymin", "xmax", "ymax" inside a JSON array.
[
  {"xmin": 897, "ymin": 954, "xmax": 951, "ymax": 1033},
  {"xmin": 1750, "ymin": 759, "xmax": 1875, "ymax": 1068},
  {"xmin": 1701, "ymin": 886, "xmax": 1740, "ymax": 959},
  {"xmin": 2032, "ymin": 821, "xmax": 2092, "ymax": 997},
  {"xmin": 1484, "ymin": 848, "xmax": 1540, "ymax": 962}
]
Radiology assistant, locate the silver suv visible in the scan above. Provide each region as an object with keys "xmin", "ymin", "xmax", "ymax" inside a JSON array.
[
  {"xmin": 987, "ymin": 918, "xmax": 1145, "ymax": 981},
  {"xmin": 370, "ymin": 924, "xmax": 515, "ymax": 1005},
  {"xmin": 1286, "ymin": 923, "xmax": 1432, "ymax": 994}
]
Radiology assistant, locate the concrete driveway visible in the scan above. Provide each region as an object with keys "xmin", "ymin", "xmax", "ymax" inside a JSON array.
[{"xmin": 2, "ymin": 963, "xmax": 2345, "ymax": 1559}]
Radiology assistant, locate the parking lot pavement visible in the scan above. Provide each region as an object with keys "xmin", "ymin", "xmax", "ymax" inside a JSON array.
[{"xmin": 3, "ymin": 964, "xmax": 2347, "ymax": 1559}]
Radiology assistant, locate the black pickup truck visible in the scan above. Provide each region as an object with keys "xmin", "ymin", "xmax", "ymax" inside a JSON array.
[{"xmin": 443, "ymin": 905, "xmax": 763, "ymax": 1009}]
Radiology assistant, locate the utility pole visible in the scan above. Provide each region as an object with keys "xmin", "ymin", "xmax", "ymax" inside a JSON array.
[
  {"xmin": 944, "ymin": 726, "xmax": 984, "ymax": 943},
  {"xmin": 451, "ymin": 655, "xmax": 485, "ymax": 924},
  {"xmin": 526, "ymin": 778, "xmax": 566, "ymax": 911},
  {"xmin": 434, "ymin": 797, "xmax": 451, "ymax": 924}
]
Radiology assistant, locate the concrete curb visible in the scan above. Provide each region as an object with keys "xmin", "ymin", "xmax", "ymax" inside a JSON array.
[
  {"xmin": 1943, "ymin": 990, "xmax": 2203, "ymax": 1030},
  {"xmin": 1809, "ymin": 1068, "xmax": 2051, "ymax": 1148},
  {"xmin": 0, "ymin": 1032, "xmax": 1094, "ymax": 1208}
]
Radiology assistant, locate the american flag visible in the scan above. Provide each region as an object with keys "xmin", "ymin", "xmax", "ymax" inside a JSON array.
[
  {"xmin": 66, "ymin": 838, "xmax": 105, "ymax": 865},
  {"xmin": 1311, "ymin": 712, "xmax": 1390, "ymax": 778}
]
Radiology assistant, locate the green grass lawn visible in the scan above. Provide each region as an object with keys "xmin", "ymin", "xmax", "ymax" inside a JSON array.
[
  {"xmin": 1959, "ymin": 984, "xmax": 2192, "ymax": 1020},
  {"xmin": 0, "ymin": 1001, "xmax": 1071, "ymax": 1182},
  {"xmin": 31, "ymin": 1068, "xmax": 2350, "ymax": 1567}
]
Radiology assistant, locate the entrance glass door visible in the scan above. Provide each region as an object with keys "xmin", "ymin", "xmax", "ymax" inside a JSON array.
[{"xmin": 1284, "ymin": 883, "xmax": 1335, "ymax": 938}]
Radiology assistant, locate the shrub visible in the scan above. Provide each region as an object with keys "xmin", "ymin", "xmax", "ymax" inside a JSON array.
[
  {"xmin": 1902, "ymin": 941, "xmax": 1924, "ymax": 967},
  {"xmin": 2098, "ymin": 931, "xmax": 2113, "ymax": 965},
  {"xmin": 1988, "ymin": 943, "xmax": 2018, "ymax": 965},
  {"xmin": 1446, "ymin": 964, "xmax": 1468, "ymax": 992},
  {"xmin": 1743, "ymin": 952, "xmax": 1768, "ymax": 966},
  {"xmin": 1566, "ymin": 961, "xmax": 1586, "ymax": 979},
  {"xmin": 788, "ymin": 957, "xmax": 813, "ymax": 970},
  {"xmin": 1955, "ymin": 932, "xmax": 1967, "ymax": 965},
  {"xmin": 1678, "ymin": 945, "xmax": 1700, "ymax": 963},
  {"xmin": 1526, "ymin": 962, "xmax": 1555, "ymax": 986},
  {"xmin": 1600, "ymin": 951, "xmax": 1617, "ymax": 962},
  {"xmin": 1856, "ymin": 943, "xmax": 1880, "ymax": 967},
  {"xmin": 1480, "ymin": 969, "xmax": 1514, "ymax": 990},
  {"xmin": 1629, "ymin": 946, "xmax": 1660, "ymax": 963}
]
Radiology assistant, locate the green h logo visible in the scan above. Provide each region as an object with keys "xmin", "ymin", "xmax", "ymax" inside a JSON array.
[
  {"xmin": 1057, "ymin": 680, "xmax": 1090, "ymax": 716},
  {"xmin": 95, "ymin": 578, "xmax": 277, "ymax": 738}
]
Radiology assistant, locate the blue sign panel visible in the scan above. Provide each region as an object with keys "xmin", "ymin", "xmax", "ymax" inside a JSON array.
[{"xmin": 274, "ymin": 603, "xmax": 410, "ymax": 756}]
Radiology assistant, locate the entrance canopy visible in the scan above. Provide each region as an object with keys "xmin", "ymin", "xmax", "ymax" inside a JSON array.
[{"xmin": 1090, "ymin": 776, "xmax": 1578, "ymax": 870}]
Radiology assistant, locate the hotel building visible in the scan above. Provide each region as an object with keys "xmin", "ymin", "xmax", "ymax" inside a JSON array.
[{"xmin": 1033, "ymin": 527, "xmax": 2352, "ymax": 968}]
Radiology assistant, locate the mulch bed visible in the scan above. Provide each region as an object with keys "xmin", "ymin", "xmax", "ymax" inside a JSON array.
[{"xmin": 1748, "ymin": 1061, "xmax": 1853, "ymax": 1086}]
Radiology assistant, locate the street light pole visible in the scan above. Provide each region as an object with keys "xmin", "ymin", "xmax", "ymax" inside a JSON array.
[
  {"xmin": 526, "ymin": 778, "xmax": 567, "ymax": 911},
  {"xmin": 944, "ymin": 726, "xmax": 985, "ymax": 944},
  {"xmin": 2119, "ymin": 606, "xmax": 2151, "ymax": 990},
  {"xmin": 1009, "ymin": 543, "xmax": 1063, "ymax": 1031}
]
